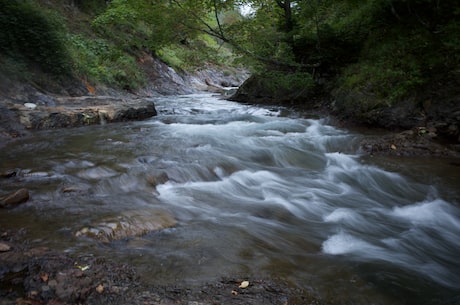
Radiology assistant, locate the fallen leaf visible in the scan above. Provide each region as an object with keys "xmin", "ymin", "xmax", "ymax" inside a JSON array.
[
  {"xmin": 96, "ymin": 284, "xmax": 104, "ymax": 294},
  {"xmin": 75, "ymin": 265, "xmax": 90, "ymax": 271},
  {"xmin": 390, "ymin": 144, "xmax": 397, "ymax": 150},
  {"xmin": 239, "ymin": 280, "xmax": 249, "ymax": 288}
]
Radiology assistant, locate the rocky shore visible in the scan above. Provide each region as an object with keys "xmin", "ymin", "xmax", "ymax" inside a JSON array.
[
  {"xmin": 229, "ymin": 74, "xmax": 460, "ymax": 159},
  {"xmin": 0, "ymin": 229, "xmax": 321, "ymax": 305},
  {"xmin": 0, "ymin": 55, "xmax": 248, "ymax": 147}
]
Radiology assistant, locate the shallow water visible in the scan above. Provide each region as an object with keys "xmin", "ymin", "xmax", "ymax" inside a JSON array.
[{"xmin": 1, "ymin": 94, "xmax": 459, "ymax": 304}]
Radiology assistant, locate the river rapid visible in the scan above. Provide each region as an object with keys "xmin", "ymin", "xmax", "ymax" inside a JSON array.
[{"xmin": 1, "ymin": 93, "xmax": 459, "ymax": 304}]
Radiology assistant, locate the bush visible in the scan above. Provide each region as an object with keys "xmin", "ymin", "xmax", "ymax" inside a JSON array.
[
  {"xmin": 257, "ymin": 70, "xmax": 315, "ymax": 96},
  {"xmin": 339, "ymin": 26, "xmax": 431, "ymax": 103},
  {"xmin": 0, "ymin": 0, "xmax": 72, "ymax": 76},
  {"xmin": 68, "ymin": 34, "xmax": 146, "ymax": 89}
]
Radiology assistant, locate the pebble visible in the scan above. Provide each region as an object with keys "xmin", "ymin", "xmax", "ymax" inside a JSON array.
[
  {"xmin": 0, "ymin": 242, "xmax": 11, "ymax": 252},
  {"xmin": 24, "ymin": 103, "xmax": 37, "ymax": 109}
]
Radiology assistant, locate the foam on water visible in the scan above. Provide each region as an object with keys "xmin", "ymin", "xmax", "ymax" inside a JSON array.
[
  {"xmin": 391, "ymin": 199, "xmax": 460, "ymax": 228},
  {"xmin": 322, "ymin": 197, "xmax": 460, "ymax": 288},
  {"xmin": 322, "ymin": 231, "xmax": 384, "ymax": 255},
  {"xmin": 137, "ymin": 96, "xmax": 460, "ymax": 290}
]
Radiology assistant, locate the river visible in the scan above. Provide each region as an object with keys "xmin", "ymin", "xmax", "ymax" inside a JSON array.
[{"xmin": 1, "ymin": 93, "xmax": 459, "ymax": 304}]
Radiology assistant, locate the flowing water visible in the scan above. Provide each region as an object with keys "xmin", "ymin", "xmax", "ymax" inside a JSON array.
[{"xmin": 1, "ymin": 94, "xmax": 459, "ymax": 304}]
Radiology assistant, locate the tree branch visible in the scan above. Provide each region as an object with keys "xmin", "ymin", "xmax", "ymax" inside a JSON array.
[{"xmin": 170, "ymin": 0, "xmax": 320, "ymax": 70}]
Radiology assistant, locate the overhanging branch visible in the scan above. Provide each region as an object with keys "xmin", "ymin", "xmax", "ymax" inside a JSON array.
[{"xmin": 170, "ymin": 0, "xmax": 320, "ymax": 70}]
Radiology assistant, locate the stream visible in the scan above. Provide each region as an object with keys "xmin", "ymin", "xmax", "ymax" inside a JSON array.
[{"xmin": 1, "ymin": 93, "xmax": 459, "ymax": 304}]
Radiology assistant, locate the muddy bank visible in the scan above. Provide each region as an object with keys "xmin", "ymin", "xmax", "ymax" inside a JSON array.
[{"xmin": 0, "ymin": 230, "xmax": 321, "ymax": 305}]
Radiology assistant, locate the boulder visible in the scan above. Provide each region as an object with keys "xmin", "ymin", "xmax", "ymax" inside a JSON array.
[{"xmin": 18, "ymin": 96, "xmax": 157, "ymax": 129}]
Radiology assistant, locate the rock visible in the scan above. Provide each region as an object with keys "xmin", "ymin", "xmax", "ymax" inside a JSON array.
[
  {"xmin": 0, "ymin": 242, "xmax": 11, "ymax": 252},
  {"xmin": 0, "ymin": 188, "xmax": 30, "ymax": 207},
  {"xmin": 0, "ymin": 170, "xmax": 17, "ymax": 179},
  {"xmin": 359, "ymin": 130, "xmax": 460, "ymax": 157},
  {"xmin": 17, "ymin": 97, "xmax": 158, "ymax": 129},
  {"xmin": 75, "ymin": 209, "xmax": 176, "ymax": 242},
  {"xmin": 24, "ymin": 102, "xmax": 37, "ymax": 109}
]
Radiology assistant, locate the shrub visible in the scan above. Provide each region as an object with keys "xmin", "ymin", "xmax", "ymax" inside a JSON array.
[
  {"xmin": 0, "ymin": 0, "xmax": 72, "ymax": 76},
  {"xmin": 257, "ymin": 70, "xmax": 315, "ymax": 97},
  {"xmin": 68, "ymin": 34, "xmax": 146, "ymax": 89}
]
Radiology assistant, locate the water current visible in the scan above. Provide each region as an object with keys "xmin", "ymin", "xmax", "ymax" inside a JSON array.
[{"xmin": 1, "ymin": 94, "xmax": 459, "ymax": 304}]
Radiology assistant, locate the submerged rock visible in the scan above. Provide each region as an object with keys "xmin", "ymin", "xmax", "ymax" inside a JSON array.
[
  {"xmin": 0, "ymin": 188, "xmax": 29, "ymax": 207},
  {"xmin": 75, "ymin": 209, "xmax": 176, "ymax": 242}
]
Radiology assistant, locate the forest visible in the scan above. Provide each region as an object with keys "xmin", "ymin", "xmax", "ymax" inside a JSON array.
[
  {"xmin": 1, "ymin": 0, "xmax": 459, "ymax": 122},
  {"xmin": 1, "ymin": 2, "xmax": 460, "ymax": 304}
]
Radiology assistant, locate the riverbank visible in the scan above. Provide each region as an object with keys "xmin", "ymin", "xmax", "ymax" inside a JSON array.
[
  {"xmin": 0, "ymin": 56, "xmax": 248, "ymax": 148},
  {"xmin": 1, "ymin": 229, "xmax": 320, "ymax": 305},
  {"xmin": 228, "ymin": 74, "xmax": 460, "ymax": 159}
]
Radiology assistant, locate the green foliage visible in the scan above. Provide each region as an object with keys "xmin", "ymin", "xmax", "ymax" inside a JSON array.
[
  {"xmin": 0, "ymin": 54, "xmax": 31, "ymax": 81},
  {"xmin": 91, "ymin": 0, "xmax": 203, "ymax": 51},
  {"xmin": 340, "ymin": 26, "xmax": 430, "ymax": 102},
  {"xmin": 255, "ymin": 70, "xmax": 315, "ymax": 96},
  {"xmin": 337, "ymin": 0, "xmax": 460, "ymax": 102},
  {"xmin": 157, "ymin": 47, "xmax": 185, "ymax": 70},
  {"xmin": 341, "ymin": 60, "xmax": 424, "ymax": 104},
  {"xmin": 2, "ymin": 0, "xmax": 458, "ymax": 102},
  {"xmin": 0, "ymin": 0, "xmax": 72, "ymax": 76},
  {"xmin": 91, "ymin": 0, "xmax": 149, "ymax": 49},
  {"xmin": 74, "ymin": 0, "xmax": 107, "ymax": 14},
  {"xmin": 157, "ymin": 39, "xmax": 236, "ymax": 71},
  {"xmin": 439, "ymin": 20, "xmax": 460, "ymax": 69},
  {"xmin": 68, "ymin": 34, "xmax": 146, "ymax": 89}
]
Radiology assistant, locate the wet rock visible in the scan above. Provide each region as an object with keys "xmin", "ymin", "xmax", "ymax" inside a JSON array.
[
  {"xmin": 0, "ymin": 170, "xmax": 17, "ymax": 179},
  {"xmin": 24, "ymin": 102, "xmax": 37, "ymax": 109},
  {"xmin": 359, "ymin": 129, "xmax": 460, "ymax": 157},
  {"xmin": 75, "ymin": 209, "xmax": 176, "ymax": 242},
  {"xmin": 146, "ymin": 172, "xmax": 169, "ymax": 190},
  {"xmin": 0, "ymin": 241, "xmax": 139, "ymax": 304},
  {"xmin": 0, "ymin": 188, "xmax": 29, "ymax": 207},
  {"xmin": 0, "ymin": 242, "xmax": 11, "ymax": 252},
  {"xmin": 18, "ymin": 97, "xmax": 157, "ymax": 129},
  {"xmin": 61, "ymin": 184, "xmax": 91, "ymax": 194}
]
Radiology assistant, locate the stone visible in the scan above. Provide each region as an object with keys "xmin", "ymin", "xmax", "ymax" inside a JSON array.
[
  {"xmin": 0, "ymin": 188, "xmax": 30, "ymax": 207},
  {"xmin": 75, "ymin": 209, "xmax": 176, "ymax": 242},
  {"xmin": 0, "ymin": 170, "xmax": 16, "ymax": 179},
  {"xmin": 24, "ymin": 103, "xmax": 37, "ymax": 109},
  {"xmin": 0, "ymin": 242, "xmax": 11, "ymax": 252}
]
